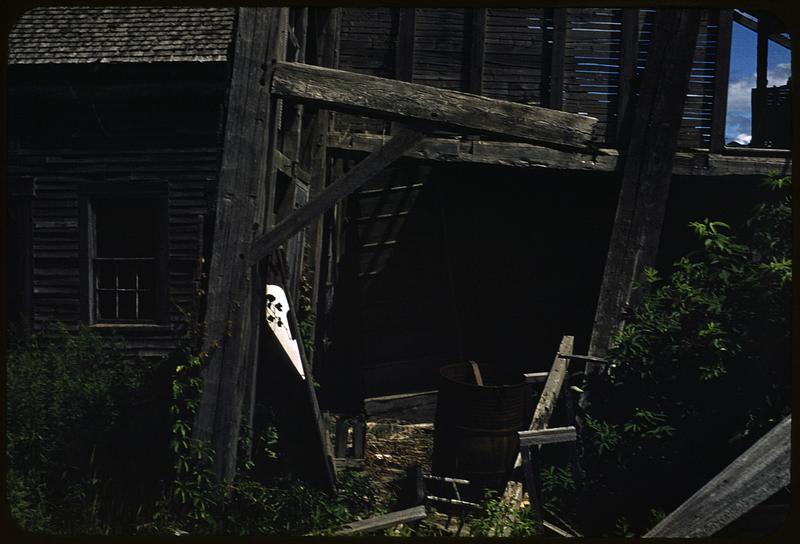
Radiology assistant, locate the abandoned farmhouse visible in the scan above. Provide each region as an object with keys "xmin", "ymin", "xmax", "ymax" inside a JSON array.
[{"xmin": 6, "ymin": 5, "xmax": 792, "ymax": 537}]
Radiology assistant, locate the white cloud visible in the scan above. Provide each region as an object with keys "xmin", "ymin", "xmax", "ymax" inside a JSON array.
[
  {"xmin": 733, "ymin": 133, "xmax": 752, "ymax": 145},
  {"xmin": 768, "ymin": 62, "xmax": 791, "ymax": 86},
  {"xmin": 726, "ymin": 63, "xmax": 791, "ymax": 114},
  {"xmin": 727, "ymin": 76, "xmax": 755, "ymax": 112}
]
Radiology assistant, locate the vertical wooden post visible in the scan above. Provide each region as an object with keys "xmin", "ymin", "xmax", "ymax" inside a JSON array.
[
  {"xmin": 616, "ymin": 8, "xmax": 640, "ymax": 143},
  {"xmin": 581, "ymin": 9, "xmax": 702, "ymax": 407},
  {"xmin": 301, "ymin": 8, "xmax": 341, "ymax": 368},
  {"xmin": 468, "ymin": 8, "xmax": 487, "ymax": 95},
  {"xmin": 710, "ymin": 10, "xmax": 733, "ymax": 151},
  {"xmin": 549, "ymin": 8, "xmax": 567, "ymax": 110},
  {"xmin": 194, "ymin": 7, "xmax": 287, "ymax": 481}
]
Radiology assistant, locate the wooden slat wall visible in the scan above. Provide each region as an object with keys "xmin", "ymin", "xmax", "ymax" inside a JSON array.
[
  {"xmin": 637, "ymin": 9, "xmax": 718, "ymax": 149},
  {"xmin": 336, "ymin": 8, "xmax": 726, "ymax": 149},
  {"xmin": 483, "ymin": 8, "xmax": 545, "ymax": 105},
  {"xmin": 413, "ymin": 8, "xmax": 467, "ymax": 91},
  {"xmin": 562, "ymin": 8, "xmax": 624, "ymax": 143},
  {"xmin": 9, "ymin": 147, "xmax": 217, "ymax": 360},
  {"xmin": 336, "ymin": 7, "xmax": 394, "ymax": 134}
]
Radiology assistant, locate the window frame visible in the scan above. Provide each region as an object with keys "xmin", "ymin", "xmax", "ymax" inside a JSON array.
[{"xmin": 79, "ymin": 180, "xmax": 169, "ymax": 326}]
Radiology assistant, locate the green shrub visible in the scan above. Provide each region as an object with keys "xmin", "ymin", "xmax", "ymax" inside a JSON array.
[
  {"xmin": 7, "ymin": 323, "xmax": 160, "ymax": 533},
  {"xmin": 578, "ymin": 176, "xmax": 792, "ymax": 535},
  {"xmin": 468, "ymin": 490, "xmax": 541, "ymax": 537}
]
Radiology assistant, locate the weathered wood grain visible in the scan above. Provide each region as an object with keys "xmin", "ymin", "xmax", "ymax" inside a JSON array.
[
  {"xmin": 531, "ymin": 335, "xmax": 575, "ymax": 432},
  {"xmin": 271, "ymin": 61, "xmax": 598, "ymax": 148},
  {"xmin": 193, "ymin": 7, "xmax": 287, "ymax": 481},
  {"xmin": 364, "ymin": 389, "xmax": 438, "ymax": 423},
  {"xmin": 248, "ymin": 125, "xmax": 426, "ymax": 266},
  {"xmin": 644, "ymin": 415, "xmax": 791, "ymax": 537},
  {"xmin": 583, "ymin": 10, "xmax": 702, "ymax": 409},
  {"xmin": 335, "ymin": 505, "xmax": 427, "ymax": 535},
  {"xmin": 519, "ymin": 426, "xmax": 577, "ymax": 447},
  {"xmin": 328, "ymin": 132, "xmax": 791, "ymax": 176}
]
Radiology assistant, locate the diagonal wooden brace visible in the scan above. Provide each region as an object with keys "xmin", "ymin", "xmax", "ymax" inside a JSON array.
[{"xmin": 248, "ymin": 124, "xmax": 427, "ymax": 266}]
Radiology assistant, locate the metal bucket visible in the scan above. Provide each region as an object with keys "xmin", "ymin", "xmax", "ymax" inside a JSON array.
[{"xmin": 432, "ymin": 362, "xmax": 533, "ymax": 502}]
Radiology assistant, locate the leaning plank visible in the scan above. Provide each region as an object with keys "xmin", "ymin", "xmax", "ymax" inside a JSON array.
[
  {"xmin": 644, "ymin": 415, "xmax": 791, "ymax": 537},
  {"xmin": 328, "ymin": 132, "xmax": 792, "ymax": 177},
  {"xmin": 249, "ymin": 125, "xmax": 426, "ymax": 265},
  {"xmin": 335, "ymin": 505, "xmax": 428, "ymax": 535},
  {"xmin": 519, "ymin": 426, "xmax": 576, "ymax": 447},
  {"xmin": 272, "ymin": 62, "xmax": 598, "ymax": 148},
  {"xmin": 530, "ymin": 336, "xmax": 575, "ymax": 431},
  {"xmin": 502, "ymin": 336, "xmax": 574, "ymax": 511}
]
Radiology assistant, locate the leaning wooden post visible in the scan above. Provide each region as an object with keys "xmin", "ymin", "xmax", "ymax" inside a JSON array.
[
  {"xmin": 194, "ymin": 7, "xmax": 287, "ymax": 481},
  {"xmin": 644, "ymin": 415, "xmax": 791, "ymax": 537},
  {"xmin": 580, "ymin": 9, "xmax": 702, "ymax": 410}
]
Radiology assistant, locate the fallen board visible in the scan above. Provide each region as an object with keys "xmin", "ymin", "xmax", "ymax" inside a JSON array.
[
  {"xmin": 272, "ymin": 61, "xmax": 599, "ymax": 148},
  {"xmin": 335, "ymin": 505, "xmax": 428, "ymax": 535},
  {"xmin": 644, "ymin": 415, "xmax": 791, "ymax": 537}
]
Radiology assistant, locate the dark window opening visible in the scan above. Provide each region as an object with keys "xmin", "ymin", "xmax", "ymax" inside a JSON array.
[{"xmin": 91, "ymin": 197, "xmax": 163, "ymax": 323}]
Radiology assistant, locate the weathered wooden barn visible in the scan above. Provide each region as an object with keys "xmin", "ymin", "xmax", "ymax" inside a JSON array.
[{"xmin": 6, "ymin": 6, "xmax": 792, "ymax": 507}]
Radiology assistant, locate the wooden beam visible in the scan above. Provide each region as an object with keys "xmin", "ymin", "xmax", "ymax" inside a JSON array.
[
  {"xmin": 644, "ymin": 415, "xmax": 791, "ymax": 537},
  {"xmin": 711, "ymin": 10, "xmax": 733, "ymax": 152},
  {"xmin": 519, "ymin": 426, "xmax": 577, "ymax": 447},
  {"xmin": 524, "ymin": 372, "xmax": 550, "ymax": 383},
  {"xmin": 732, "ymin": 10, "xmax": 791, "ymax": 49},
  {"xmin": 582, "ymin": 10, "xmax": 702, "ymax": 404},
  {"xmin": 468, "ymin": 8, "xmax": 487, "ymax": 94},
  {"xmin": 193, "ymin": 7, "xmax": 287, "ymax": 482},
  {"xmin": 335, "ymin": 505, "xmax": 428, "ymax": 535},
  {"xmin": 502, "ymin": 335, "xmax": 574, "ymax": 507},
  {"xmin": 328, "ymin": 132, "xmax": 792, "ymax": 177},
  {"xmin": 271, "ymin": 62, "xmax": 598, "ymax": 148},
  {"xmin": 531, "ymin": 335, "xmax": 574, "ymax": 431},
  {"xmin": 300, "ymin": 7, "xmax": 341, "ymax": 369},
  {"xmin": 548, "ymin": 8, "xmax": 567, "ymax": 110},
  {"xmin": 248, "ymin": 125, "xmax": 426, "ymax": 266},
  {"xmin": 364, "ymin": 389, "xmax": 438, "ymax": 423}
]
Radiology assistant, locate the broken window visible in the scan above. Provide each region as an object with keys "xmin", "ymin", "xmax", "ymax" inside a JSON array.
[{"xmin": 80, "ymin": 183, "xmax": 167, "ymax": 324}]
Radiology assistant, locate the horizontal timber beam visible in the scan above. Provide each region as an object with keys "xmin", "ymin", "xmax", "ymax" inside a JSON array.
[
  {"xmin": 328, "ymin": 132, "xmax": 792, "ymax": 177},
  {"xmin": 248, "ymin": 125, "xmax": 426, "ymax": 266},
  {"xmin": 271, "ymin": 61, "xmax": 598, "ymax": 149}
]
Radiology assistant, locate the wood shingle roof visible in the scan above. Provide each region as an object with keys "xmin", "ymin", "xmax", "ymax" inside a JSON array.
[{"xmin": 9, "ymin": 7, "xmax": 235, "ymax": 64}]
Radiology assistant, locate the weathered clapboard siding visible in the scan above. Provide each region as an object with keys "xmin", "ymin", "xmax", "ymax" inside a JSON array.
[
  {"xmin": 562, "ymin": 8, "xmax": 624, "ymax": 143},
  {"xmin": 483, "ymin": 8, "xmax": 545, "ymax": 105},
  {"xmin": 9, "ymin": 147, "xmax": 219, "ymax": 360}
]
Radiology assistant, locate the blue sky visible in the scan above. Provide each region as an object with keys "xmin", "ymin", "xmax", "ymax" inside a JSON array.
[{"xmin": 725, "ymin": 20, "xmax": 792, "ymax": 144}]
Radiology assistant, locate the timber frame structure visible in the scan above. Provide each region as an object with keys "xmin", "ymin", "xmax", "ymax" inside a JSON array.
[
  {"xmin": 6, "ymin": 5, "xmax": 792, "ymax": 504},
  {"xmin": 191, "ymin": 6, "xmax": 792, "ymax": 485}
]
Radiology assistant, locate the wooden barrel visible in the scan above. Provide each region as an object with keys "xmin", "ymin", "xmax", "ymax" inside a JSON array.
[{"xmin": 431, "ymin": 363, "xmax": 533, "ymax": 502}]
